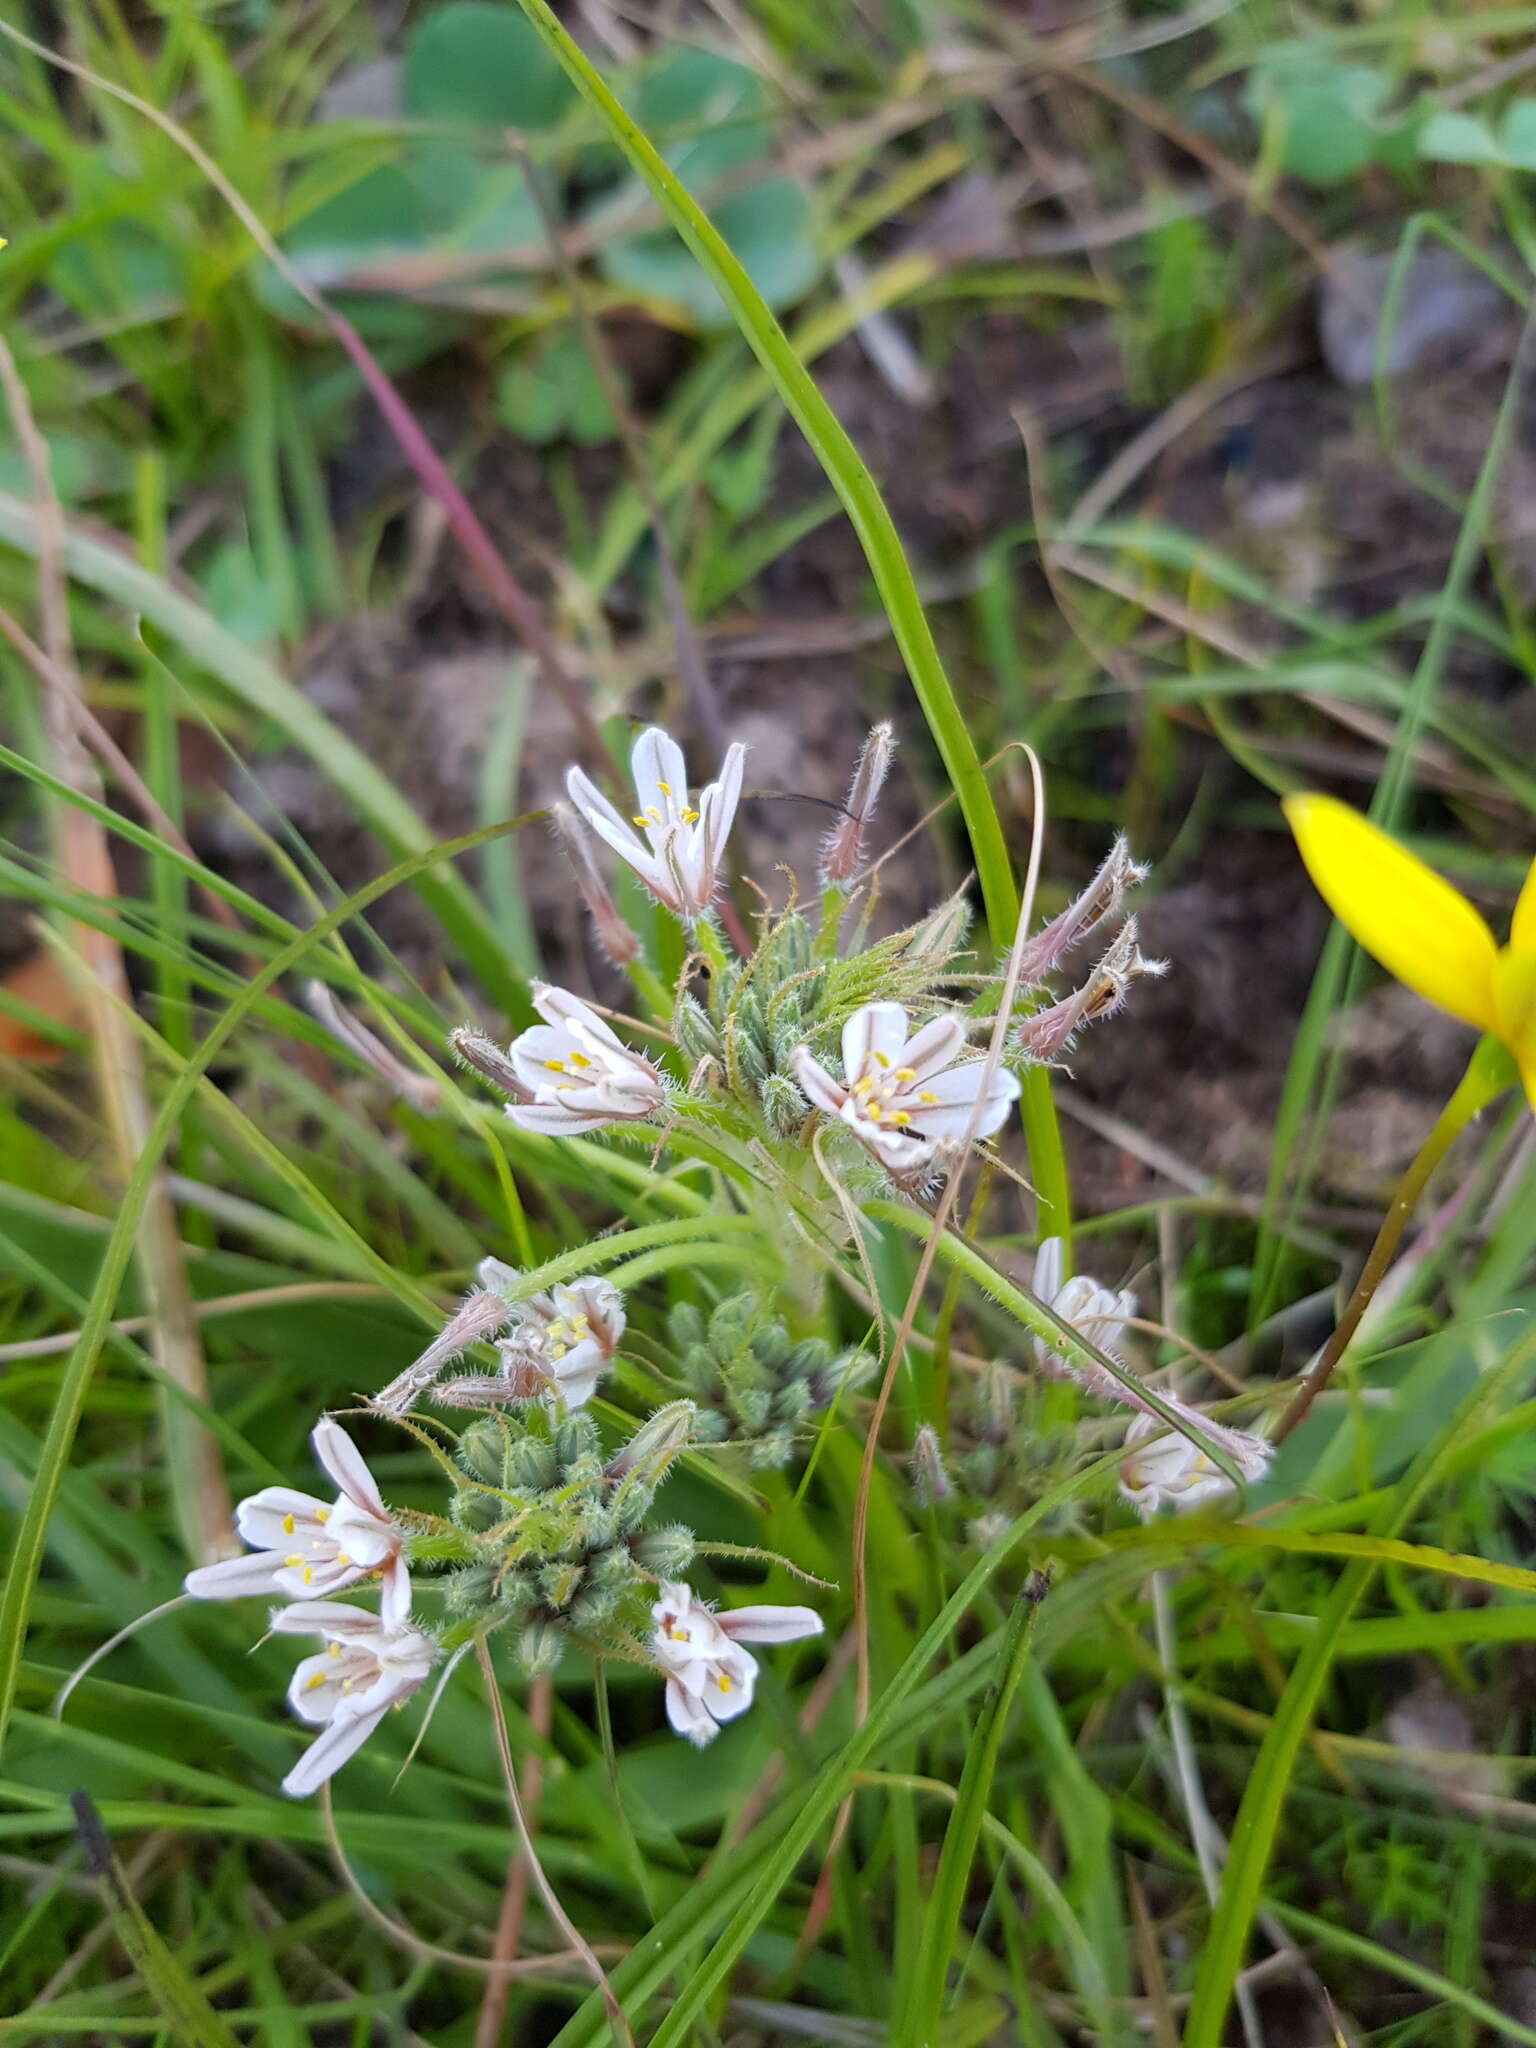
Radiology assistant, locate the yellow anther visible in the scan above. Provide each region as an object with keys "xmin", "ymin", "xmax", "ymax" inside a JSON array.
[
  {"xmin": 872, "ymin": 1050, "xmax": 891, "ymax": 1069},
  {"xmin": 305, "ymin": 1671, "xmax": 328, "ymax": 1690},
  {"xmin": 680, "ymin": 808, "xmax": 699, "ymax": 824},
  {"xmin": 328, "ymin": 1643, "xmax": 341, "ymax": 1657},
  {"xmin": 853, "ymin": 1076, "xmax": 875, "ymax": 1098},
  {"xmin": 716, "ymin": 1673, "xmax": 732, "ymax": 1694},
  {"xmin": 568, "ymin": 1052, "xmax": 592, "ymax": 1069},
  {"xmin": 632, "ymin": 814, "xmax": 650, "ymax": 827},
  {"xmin": 544, "ymin": 1058, "xmax": 567, "ymax": 1073},
  {"xmin": 867, "ymin": 1104, "xmax": 884, "ymax": 1122},
  {"xmin": 918, "ymin": 1091, "xmax": 938, "ymax": 1104},
  {"xmin": 315, "ymin": 1506, "xmax": 330, "ymax": 1523},
  {"xmin": 571, "ymin": 1313, "xmax": 590, "ymax": 1333},
  {"xmin": 282, "ymin": 1512, "xmax": 295, "ymax": 1536},
  {"xmin": 302, "ymin": 1566, "xmax": 313, "ymax": 1585},
  {"xmin": 656, "ymin": 780, "xmax": 673, "ymax": 794},
  {"xmin": 284, "ymin": 1553, "xmax": 304, "ymax": 1568},
  {"xmin": 889, "ymin": 1110, "xmax": 912, "ymax": 1126},
  {"xmin": 335, "ymin": 1551, "xmax": 351, "ymax": 1568},
  {"xmin": 895, "ymin": 1067, "xmax": 916, "ymax": 1082}
]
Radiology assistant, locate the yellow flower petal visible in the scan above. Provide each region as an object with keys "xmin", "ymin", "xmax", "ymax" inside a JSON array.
[
  {"xmin": 1492, "ymin": 946, "xmax": 1536, "ymax": 1070},
  {"xmin": 1511, "ymin": 853, "xmax": 1536, "ymax": 955},
  {"xmin": 1283, "ymin": 794, "xmax": 1499, "ymax": 1033}
]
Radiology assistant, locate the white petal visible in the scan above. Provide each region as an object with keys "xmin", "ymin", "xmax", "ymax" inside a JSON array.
[
  {"xmin": 505, "ymin": 1101, "xmax": 614, "ymax": 1136},
  {"xmin": 269, "ymin": 1600, "xmax": 383, "ymax": 1640},
  {"xmin": 899, "ymin": 1012, "xmax": 967, "ymax": 1081},
  {"xmin": 378, "ymin": 1555, "xmax": 414, "ymax": 1630},
  {"xmin": 310, "ymin": 1417, "xmax": 389, "ymax": 1521},
  {"xmin": 697, "ymin": 740, "xmax": 746, "ymax": 877},
  {"xmin": 702, "ymin": 1648, "xmax": 757, "ymax": 1721},
  {"xmin": 281, "ymin": 1700, "xmax": 392, "ymax": 1797},
  {"xmin": 235, "ymin": 1487, "xmax": 326, "ymax": 1549},
  {"xmin": 184, "ymin": 1552, "xmax": 284, "ymax": 1600},
  {"xmin": 665, "ymin": 1673, "xmax": 717, "ymax": 1744},
  {"xmin": 287, "ymin": 1649, "xmax": 348, "ymax": 1722},
  {"xmin": 632, "ymin": 726, "xmax": 690, "ymax": 813},
  {"xmin": 566, "ymin": 764, "xmax": 643, "ymax": 855},
  {"xmin": 906, "ymin": 1063, "xmax": 1019, "ymax": 1141},
  {"xmin": 717, "ymin": 1604, "xmax": 823, "ymax": 1645},
  {"xmin": 581, "ymin": 808, "xmax": 667, "ymax": 893},
  {"xmin": 1033, "ymin": 1237, "xmax": 1064, "ymax": 1306},
  {"xmin": 842, "ymin": 1002, "xmax": 909, "ymax": 1081},
  {"xmin": 790, "ymin": 1045, "xmax": 846, "ymax": 1117}
]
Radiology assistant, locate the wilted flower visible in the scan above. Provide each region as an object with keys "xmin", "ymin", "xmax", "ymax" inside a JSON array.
[
  {"xmin": 650, "ymin": 1581, "xmax": 822, "ymax": 1745},
  {"xmin": 567, "ymin": 725, "xmax": 746, "ymax": 922},
  {"xmin": 273, "ymin": 1601, "xmax": 437, "ymax": 1798},
  {"xmin": 1119, "ymin": 1410, "xmax": 1273, "ymax": 1517},
  {"xmin": 791, "ymin": 1001, "xmax": 1019, "ymax": 1175},
  {"xmin": 490, "ymin": 984, "xmax": 667, "ymax": 1137},
  {"xmin": 1015, "ymin": 919, "xmax": 1166, "ymax": 1065},
  {"xmin": 1030, "ymin": 1236, "xmax": 1137, "ymax": 1374},
  {"xmin": 1015, "ymin": 836, "xmax": 1150, "ymax": 986},
  {"xmin": 371, "ymin": 1283, "xmax": 518, "ymax": 1418},
  {"xmin": 185, "ymin": 1418, "xmax": 410, "ymax": 1625},
  {"xmin": 305, "ymin": 982, "xmax": 443, "ymax": 1110},
  {"xmin": 821, "ymin": 722, "xmax": 895, "ymax": 887}
]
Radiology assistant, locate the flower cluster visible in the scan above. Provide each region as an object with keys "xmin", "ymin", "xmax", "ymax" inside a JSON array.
[{"xmin": 168, "ymin": 715, "xmax": 1271, "ymax": 1812}]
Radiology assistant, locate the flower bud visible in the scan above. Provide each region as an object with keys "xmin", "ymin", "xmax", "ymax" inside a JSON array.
[
  {"xmin": 446, "ymin": 1560, "xmax": 501, "ymax": 1614},
  {"xmin": 450, "ymin": 1027, "xmax": 530, "ymax": 1101},
  {"xmin": 606, "ymin": 1399, "xmax": 696, "ymax": 1484},
  {"xmin": 903, "ymin": 887, "xmax": 972, "ymax": 964},
  {"xmin": 538, "ymin": 1560, "xmax": 585, "ymax": 1609},
  {"xmin": 631, "ymin": 1523, "xmax": 696, "ymax": 1578},
  {"xmin": 451, "ymin": 1485, "xmax": 506, "ymax": 1534},
  {"xmin": 1014, "ymin": 918, "xmax": 1166, "ymax": 1064},
  {"xmin": 306, "ymin": 981, "xmax": 443, "ymax": 1109},
  {"xmin": 458, "ymin": 1416, "xmax": 512, "ymax": 1487},
  {"xmin": 519, "ymin": 1616, "xmax": 567, "ymax": 1674},
  {"xmin": 551, "ymin": 801, "xmax": 641, "ymax": 965},
  {"xmin": 910, "ymin": 1423, "xmax": 953, "ymax": 1506},
  {"xmin": 372, "ymin": 1285, "xmax": 516, "ymax": 1416},
  {"xmin": 502, "ymin": 1430, "xmax": 558, "ymax": 1491},
  {"xmin": 822, "ymin": 721, "xmax": 895, "ymax": 886},
  {"xmin": 674, "ymin": 994, "xmax": 723, "ymax": 1065}
]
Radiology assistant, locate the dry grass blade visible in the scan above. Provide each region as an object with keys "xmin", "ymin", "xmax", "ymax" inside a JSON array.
[{"xmin": 0, "ymin": 331, "xmax": 231, "ymax": 1566}]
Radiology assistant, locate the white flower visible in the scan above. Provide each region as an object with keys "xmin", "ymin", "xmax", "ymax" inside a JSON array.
[
  {"xmin": 1119, "ymin": 1410, "xmax": 1273, "ymax": 1518},
  {"xmin": 1030, "ymin": 1236, "xmax": 1137, "ymax": 1373},
  {"xmin": 503, "ymin": 984, "xmax": 667, "ymax": 1137},
  {"xmin": 791, "ymin": 1001, "xmax": 1019, "ymax": 1175},
  {"xmin": 184, "ymin": 1417, "xmax": 410, "ymax": 1626},
  {"xmin": 511, "ymin": 1275, "xmax": 626, "ymax": 1410},
  {"xmin": 566, "ymin": 725, "xmax": 746, "ymax": 921},
  {"xmin": 650, "ymin": 1581, "xmax": 822, "ymax": 1746},
  {"xmin": 272, "ymin": 1601, "xmax": 437, "ymax": 1798}
]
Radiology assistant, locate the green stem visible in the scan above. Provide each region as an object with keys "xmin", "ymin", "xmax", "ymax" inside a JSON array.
[{"xmin": 1272, "ymin": 1034, "xmax": 1515, "ymax": 1445}]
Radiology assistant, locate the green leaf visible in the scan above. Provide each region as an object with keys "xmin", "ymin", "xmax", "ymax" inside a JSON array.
[
  {"xmin": 403, "ymin": 1, "xmax": 577, "ymax": 130},
  {"xmin": 1498, "ymin": 98, "xmax": 1536, "ymax": 170},
  {"xmin": 602, "ymin": 179, "xmax": 821, "ymax": 326},
  {"xmin": 1417, "ymin": 110, "xmax": 1502, "ymax": 165},
  {"xmin": 496, "ymin": 332, "xmax": 618, "ymax": 445},
  {"xmin": 1249, "ymin": 48, "xmax": 1388, "ymax": 186},
  {"xmin": 629, "ymin": 45, "xmax": 770, "ymax": 188}
]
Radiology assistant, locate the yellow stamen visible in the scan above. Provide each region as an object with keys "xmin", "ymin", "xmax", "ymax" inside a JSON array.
[
  {"xmin": 889, "ymin": 1110, "xmax": 912, "ymax": 1126},
  {"xmin": 305, "ymin": 1671, "xmax": 328, "ymax": 1690},
  {"xmin": 302, "ymin": 1567, "xmax": 313, "ymax": 1585},
  {"xmin": 328, "ymin": 1643, "xmax": 341, "ymax": 1658},
  {"xmin": 632, "ymin": 814, "xmax": 650, "ymax": 827},
  {"xmin": 867, "ymin": 1104, "xmax": 884, "ymax": 1122},
  {"xmin": 282, "ymin": 1512, "xmax": 295, "ymax": 1536},
  {"xmin": 656, "ymin": 780, "xmax": 673, "ymax": 794},
  {"xmin": 544, "ymin": 1058, "xmax": 567, "ymax": 1073},
  {"xmin": 918, "ymin": 1091, "xmax": 937, "ymax": 1104},
  {"xmin": 680, "ymin": 808, "xmax": 698, "ymax": 824},
  {"xmin": 568, "ymin": 1052, "xmax": 592, "ymax": 1069},
  {"xmin": 284, "ymin": 1553, "xmax": 304, "ymax": 1568},
  {"xmin": 335, "ymin": 1551, "xmax": 351, "ymax": 1567},
  {"xmin": 872, "ymin": 1050, "xmax": 890, "ymax": 1069},
  {"xmin": 853, "ymin": 1076, "xmax": 874, "ymax": 1098},
  {"xmin": 315, "ymin": 1506, "xmax": 330, "ymax": 1523},
  {"xmin": 895, "ymin": 1067, "xmax": 916, "ymax": 1081},
  {"xmin": 716, "ymin": 1674, "xmax": 732, "ymax": 1694}
]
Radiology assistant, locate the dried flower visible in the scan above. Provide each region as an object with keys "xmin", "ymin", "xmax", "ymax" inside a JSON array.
[
  {"xmin": 1119, "ymin": 1410, "xmax": 1273, "ymax": 1517},
  {"xmin": 567, "ymin": 725, "xmax": 747, "ymax": 922},
  {"xmin": 306, "ymin": 983, "xmax": 443, "ymax": 1110},
  {"xmin": 273, "ymin": 1601, "xmax": 437, "ymax": 1797},
  {"xmin": 1014, "ymin": 918, "xmax": 1166, "ymax": 1065},
  {"xmin": 791, "ymin": 1001, "xmax": 1019, "ymax": 1175},
  {"xmin": 910, "ymin": 1423, "xmax": 953, "ymax": 1506},
  {"xmin": 821, "ymin": 721, "xmax": 895, "ymax": 887},
  {"xmin": 650, "ymin": 1581, "xmax": 822, "ymax": 1745},
  {"xmin": 185, "ymin": 1418, "xmax": 410, "ymax": 1625},
  {"xmin": 1015, "ymin": 836, "xmax": 1150, "ymax": 986},
  {"xmin": 371, "ymin": 1285, "xmax": 518, "ymax": 1418},
  {"xmin": 550, "ymin": 801, "xmax": 641, "ymax": 965},
  {"xmin": 498, "ymin": 984, "xmax": 667, "ymax": 1137}
]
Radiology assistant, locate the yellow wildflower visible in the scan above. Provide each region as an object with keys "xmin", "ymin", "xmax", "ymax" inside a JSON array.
[{"xmin": 1284, "ymin": 792, "xmax": 1536, "ymax": 1113}]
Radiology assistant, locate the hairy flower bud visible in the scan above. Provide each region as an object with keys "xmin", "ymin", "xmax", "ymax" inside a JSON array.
[
  {"xmin": 632, "ymin": 1524, "xmax": 697, "ymax": 1578},
  {"xmin": 1014, "ymin": 918, "xmax": 1167, "ymax": 1065},
  {"xmin": 822, "ymin": 721, "xmax": 895, "ymax": 887},
  {"xmin": 306, "ymin": 981, "xmax": 443, "ymax": 1109},
  {"xmin": 910, "ymin": 1423, "xmax": 953, "ymax": 1506},
  {"xmin": 520, "ymin": 1617, "xmax": 567, "ymax": 1674},
  {"xmin": 607, "ymin": 1399, "xmax": 696, "ymax": 1485},
  {"xmin": 674, "ymin": 993, "xmax": 723, "ymax": 1065},
  {"xmin": 372, "ymin": 1286, "xmax": 517, "ymax": 1417},
  {"xmin": 902, "ymin": 887, "xmax": 972, "ymax": 965},
  {"xmin": 551, "ymin": 800, "xmax": 641, "ymax": 965},
  {"xmin": 1015, "ymin": 836, "xmax": 1151, "ymax": 986}
]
